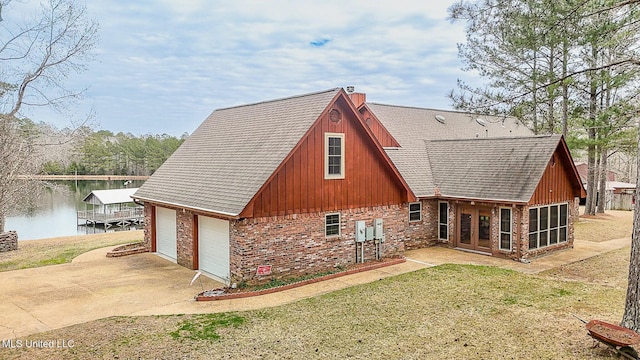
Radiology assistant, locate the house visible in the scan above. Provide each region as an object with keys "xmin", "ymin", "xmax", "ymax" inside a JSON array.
[
  {"xmin": 574, "ymin": 161, "xmax": 636, "ymax": 210},
  {"xmin": 132, "ymin": 88, "xmax": 585, "ymax": 285},
  {"xmin": 606, "ymin": 181, "xmax": 636, "ymax": 210}
]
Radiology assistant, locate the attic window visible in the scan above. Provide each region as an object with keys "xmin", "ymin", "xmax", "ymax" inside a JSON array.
[
  {"xmin": 329, "ymin": 109, "xmax": 342, "ymax": 123},
  {"xmin": 476, "ymin": 118, "xmax": 487, "ymax": 127},
  {"xmin": 435, "ymin": 114, "xmax": 446, "ymax": 124},
  {"xmin": 325, "ymin": 133, "xmax": 345, "ymax": 179}
]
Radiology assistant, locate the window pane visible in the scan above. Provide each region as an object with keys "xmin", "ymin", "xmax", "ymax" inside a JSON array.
[
  {"xmin": 550, "ymin": 206, "xmax": 559, "ymax": 229},
  {"xmin": 539, "ymin": 207, "xmax": 548, "ymax": 230},
  {"xmin": 550, "ymin": 229, "xmax": 558, "ymax": 245},
  {"xmin": 540, "ymin": 231, "xmax": 548, "ymax": 247},
  {"xmin": 410, "ymin": 211, "xmax": 421, "ymax": 221},
  {"xmin": 410, "ymin": 203, "xmax": 421, "ymax": 212},
  {"xmin": 326, "ymin": 214, "xmax": 340, "ymax": 236},
  {"xmin": 328, "ymin": 137, "xmax": 341, "ymax": 155},
  {"xmin": 501, "ymin": 208, "xmax": 511, "ymax": 233},
  {"xmin": 328, "ymin": 156, "xmax": 341, "ymax": 175},
  {"xmin": 529, "ymin": 208, "xmax": 538, "ymax": 233},
  {"xmin": 439, "ymin": 224, "xmax": 448, "ymax": 240},
  {"xmin": 559, "ymin": 227, "xmax": 567, "ymax": 243},
  {"xmin": 529, "ymin": 233, "xmax": 538, "ymax": 249},
  {"xmin": 501, "ymin": 233, "xmax": 511, "ymax": 250},
  {"xmin": 560, "ymin": 204, "xmax": 568, "ymax": 226},
  {"xmin": 439, "ymin": 203, "xmax": 448, "ymax": 224}
]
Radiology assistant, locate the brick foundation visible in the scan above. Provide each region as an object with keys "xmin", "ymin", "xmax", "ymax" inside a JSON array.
[{"xmin": 0, "ymin": 231, "xmax": 18, "ymax": 252}]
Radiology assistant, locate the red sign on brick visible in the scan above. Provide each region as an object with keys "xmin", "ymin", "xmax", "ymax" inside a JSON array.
[{"xmin": 256, "ymin": 265, "xmax": 272, "ymax": 276}]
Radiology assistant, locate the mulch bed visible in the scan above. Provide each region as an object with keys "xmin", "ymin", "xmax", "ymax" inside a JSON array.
[{"xmin": 195, "ymin": 257, "xmax": 406, "ymax": 301}]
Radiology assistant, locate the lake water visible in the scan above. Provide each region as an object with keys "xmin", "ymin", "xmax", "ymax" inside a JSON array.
[{"xmin": 5, "ymin": 180, "xmax": 145, "ymax": 241}]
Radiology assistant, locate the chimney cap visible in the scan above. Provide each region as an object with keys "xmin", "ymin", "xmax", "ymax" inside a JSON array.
[{"xmin": 345, "ymin": 85, "xmax": 355, "ymax": 94}]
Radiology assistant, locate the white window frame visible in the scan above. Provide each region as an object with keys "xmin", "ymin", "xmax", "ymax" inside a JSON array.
[
  {"xmin": 499, "ymin": 207, "xmax": 512, "ymax": 251},
  {"xmin": 438, "ymin": 201, "xmax": 449, "ymax": 241},
  {"xmin": 325, "ymin": 213, "xmax": 341, "ymax": 237},
  {"xmin": 409, "ymin": 202, "xmax": 422, "ymax": 222},
  {"xmin": 528, "ymin": 203, "xmax": 569, "ymax": 250},
  {"xmin": 324, "ymin": 133, "xmax": 345, "ymax": 180}
]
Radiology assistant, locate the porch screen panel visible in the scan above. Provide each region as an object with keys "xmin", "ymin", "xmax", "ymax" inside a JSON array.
[
  {"xmin": 559, "ymin": 204, "xmax": 568, "ymax": 242},
  {"xmin": 438, "ymin": 202, "xmax": 449, "ymax": 240},
  {"xmin": 529, "ymin": 208, "xmax": 538, "ymax": 249},
  {"xmin": 549, "ymin": 205, "xmax": 559, "ymax": 245},
  {"xmin": 539, "ymin": 207, "xmax": 548, "ymax": 247},
  {"xmin": 500, "ymin": 208, "xmax": 512, "ymax": 250}
]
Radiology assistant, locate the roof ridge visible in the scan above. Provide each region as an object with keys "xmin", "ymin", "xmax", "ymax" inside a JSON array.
[
  {"xmin": 428, "ymin": 134, "xmax": 558, "ymax": 143},
  {"xmin": 215, "ymin": 88, "xmax": 342, "ymax": 112},
  {"xmin": 367, "ymin": 102, "xmax": 517, "ymax": 119}
]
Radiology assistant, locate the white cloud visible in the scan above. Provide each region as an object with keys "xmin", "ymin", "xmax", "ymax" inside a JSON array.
[{"xmin": 17, "ymin": 0, "xmax": 473, "ymax": 135}]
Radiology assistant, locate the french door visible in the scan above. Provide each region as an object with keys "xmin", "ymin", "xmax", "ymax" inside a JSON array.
[{"xmin": 457, "ymin": 206, "xmax": 491, "ymax": 252}]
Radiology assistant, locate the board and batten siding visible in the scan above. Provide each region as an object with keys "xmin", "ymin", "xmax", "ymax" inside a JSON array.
[
  {"xmin": 529, "ymin": 146, "xmax": 583, "ymax": 206},
  {"xmin": 242, "ymin": 97, "xmax": 408, "ymax": 218},
  {"xmin": 359, "ymin": 106, "xmax": 400, "ymax": 148}
]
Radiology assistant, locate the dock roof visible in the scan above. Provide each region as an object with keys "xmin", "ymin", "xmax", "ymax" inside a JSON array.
[{"xmin": 82, "ymin": 188, "xmax": 140, "ymax": 206}]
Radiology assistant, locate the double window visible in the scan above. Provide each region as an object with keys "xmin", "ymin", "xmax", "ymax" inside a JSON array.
[
  {"xmin": 528, "ymin": 203, "xmax": 568, "ymax": 250},
  {"xmin": 325, "ymin": 213, "xmax": 340, "ymax": 237},
  {"xmin": 409, "ymin": 202, "xmax": 421, "ymax": 222},
  {"xmin": 325, "ymin": 133, "xmax": 345, "ymax": 179},
  {"xmin": 438, "ymin": 202, "xmax": 449, "ymax": 241}
]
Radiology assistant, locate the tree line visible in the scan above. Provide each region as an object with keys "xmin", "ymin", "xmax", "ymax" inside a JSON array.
[
  {"xmin": 40, "ymin": 128, "xmax": 187, "ymax": 176},
  {"xmin": 449, "ymin": 0, "xmax": 640, "ymax": 216},
  {"xmin": 449, "ymin": 0, "xmax": 640, "ymax": 331}
]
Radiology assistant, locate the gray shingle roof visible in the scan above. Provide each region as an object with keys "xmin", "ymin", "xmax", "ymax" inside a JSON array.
[
  {"xmin": 427, "ymin": 135, "xmax": 562, "ymax": 202},
  {"xmin": 366, "ymin": 103, "xmax": 534, "ymax": 198},
  {"xmin": 133, "ymin": 88, "xmax": 342, "ymax": 215}
]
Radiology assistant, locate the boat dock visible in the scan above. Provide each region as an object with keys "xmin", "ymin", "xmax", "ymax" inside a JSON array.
[
  {"xmin": 77, "ymin": 188, "xmax": 144, "ymax": 229},
  {"xmin": 77, "ymin": 208, "xmax": 144, "ymax": 228}
]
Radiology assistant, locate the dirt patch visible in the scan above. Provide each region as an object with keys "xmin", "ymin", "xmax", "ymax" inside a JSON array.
[
  {"xmin": 575, "ymin": 209, "xmax": 633, "ymax": 242},
  {"xmin": 539, "ymin": 246, "xmax": 630, "ymax": 289}
]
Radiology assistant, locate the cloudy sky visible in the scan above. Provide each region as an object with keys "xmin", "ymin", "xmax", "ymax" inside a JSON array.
[{"xmin": 13, "ymin": 1, "xmax": 477, "ymax": 136}]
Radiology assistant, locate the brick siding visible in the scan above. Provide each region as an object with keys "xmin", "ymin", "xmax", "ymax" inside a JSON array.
[
  {"xmin": 176, "ymin": 210, "xmax": 195, "ymax": 269},
  {"xmin": 404, "ymin": 200, "xmax": 439, "ymax": 249},
  {"xmin": 229, "ymin": 204, "xmax": 410, "ymax": 285}
]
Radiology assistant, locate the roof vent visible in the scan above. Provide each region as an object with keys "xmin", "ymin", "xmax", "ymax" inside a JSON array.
[
  {"xmin": 476, "ymin": 118, "xmax": 487, "ymax": 127},
  {"xmin": 435, "ymin": 114, "xmax": 446, "ymax": 124},
  {"xmin": 346, "ymin": 85, "xmax": 355, "ymax": 94}
]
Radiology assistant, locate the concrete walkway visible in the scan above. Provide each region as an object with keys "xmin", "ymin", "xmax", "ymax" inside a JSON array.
[{"xmin": 0, "ymin": 236, "xmax": 631, "ymax": 340}]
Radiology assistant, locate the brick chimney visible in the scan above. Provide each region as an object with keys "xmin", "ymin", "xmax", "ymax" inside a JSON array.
[{"xmin": 346, "ymin": 86, "xmax": 366, "ymax": 108}]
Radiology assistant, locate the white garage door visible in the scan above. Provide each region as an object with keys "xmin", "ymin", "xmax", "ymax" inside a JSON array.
[
  {"xmin": 155, "ymin": 207, "xmax": 177, "ymax": 261},
  {"xmin": 198, "ymin": 216, "xmax": 230, "ymax": 283}
]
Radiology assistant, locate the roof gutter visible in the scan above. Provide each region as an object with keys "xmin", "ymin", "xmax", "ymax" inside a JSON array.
[
  {"xmin": 417, "ymin": 195, "xmax": 529, "ymax": 205},
  {"xmin": 130, "ymin": 195, "xmax": 241, "ymax": 220}
]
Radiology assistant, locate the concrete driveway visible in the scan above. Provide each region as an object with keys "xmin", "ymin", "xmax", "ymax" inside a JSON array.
[
  {"xmin": 0, "ymin": 247, "xmax": 427, "ymax": 340},
  {"xmin": 0, "ymin": 247, "xmax": 224, "ymax": 339}
]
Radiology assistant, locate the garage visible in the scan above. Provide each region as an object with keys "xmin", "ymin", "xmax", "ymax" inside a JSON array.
[
  {"xmin": 155, "ymin": 207, "xmax": 177, "ymax": 261},
  {"xmin": 198, "ymin": 216, "xmax": 230, "ymax": 283}
]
